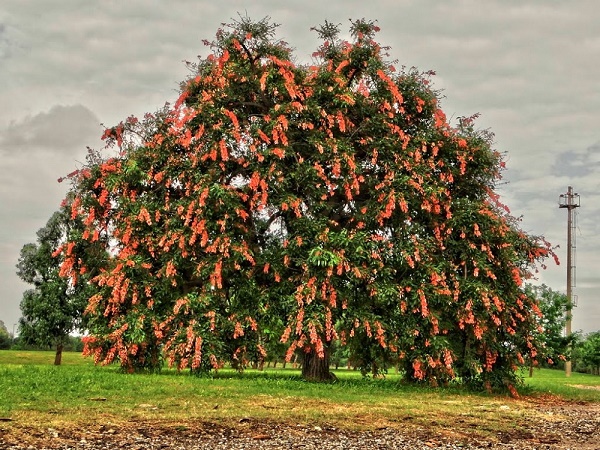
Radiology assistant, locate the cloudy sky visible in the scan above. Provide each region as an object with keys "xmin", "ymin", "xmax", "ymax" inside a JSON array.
[{"xmin": 1, "ymin": 1, "xmax": 598, "ymax": 336}]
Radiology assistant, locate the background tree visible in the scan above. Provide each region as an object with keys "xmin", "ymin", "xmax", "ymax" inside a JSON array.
[
  {"xmin": 0, "ymin": 320, "xmax": 11, "ymax": 350},
  {"xmin": 16, "ymin": 199, "xmax": 106, "ymax": 365},
  {"xmin": 61, "ymin": 17, "xmax": 555, "ymax": 389},
  {"xmin": 574, "ymin": 332, "xmax": 600, "ymax": 375},
  {"xmin": 523, "ymin": 283, "xmax": 569, "ymax": 372}
]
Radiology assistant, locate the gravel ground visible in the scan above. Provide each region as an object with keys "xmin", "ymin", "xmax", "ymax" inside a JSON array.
[{"xmin": 0, "ymin": 403, "xmax": 598, "ymax": 450}]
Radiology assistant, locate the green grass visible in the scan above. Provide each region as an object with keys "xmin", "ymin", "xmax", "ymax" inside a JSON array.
[
  {"xmin": 523, "ymin": 367, "xmax": 600, "ymax": 401},
  {"xmin": 0, "ymin": 350, "xmax": 93, "ymax": 366},
  {"xmin": 0, "ymin": 350, "xmax": 598, "ymax": 441}
]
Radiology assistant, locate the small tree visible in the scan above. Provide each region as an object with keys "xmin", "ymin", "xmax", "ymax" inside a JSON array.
[
  {"xmin": 16, "ymin": 200, "xmax": 106, "ymax": 365},
  {"xmin": 0, "ymin": 320, "xmax": 11, "ymax": 350},
  {"xmin": 61, "ymin": 17, "xmax": 555, "ymax": 389},
  {"xmin": 575, "ymin": 332, "xmax": 600, "ymax": 375},
  {"xmin": 523, "ymin": 284, "xmax": 569, "ymax": 372}
]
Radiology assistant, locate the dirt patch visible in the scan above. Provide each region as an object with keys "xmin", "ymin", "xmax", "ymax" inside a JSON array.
[
  {"xmin": 0, "ymin": 400, "xmax": 598, "ymax": 449},
  {"xmin": 568, "ymin": 384, "xmax": 600, "ymax": 391}
]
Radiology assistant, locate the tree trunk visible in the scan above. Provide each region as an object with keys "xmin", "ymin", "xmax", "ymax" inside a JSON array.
[
  {"xmin": 54, "ymin": 343, "xmax": 63, "ymax": 366},
  {"xmin": 528, "ymin": 362, "xmax": 534, "ymax": 378},
  {"xmin": 372, "ymin": 361, "xmax": 379, "ymax": 378},
  {"xmin": 301, "ymin": 346, "xmax": 335, "ymax": 382}
]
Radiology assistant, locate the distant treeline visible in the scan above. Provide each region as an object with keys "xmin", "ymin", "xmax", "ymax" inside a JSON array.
[{"xmin": 1, "ymin": 335, "xmax": 84, "ymax": 353}]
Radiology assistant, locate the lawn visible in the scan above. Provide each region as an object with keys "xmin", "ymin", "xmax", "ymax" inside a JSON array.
[
  {"xmin": 523, "ymin": 366, "xmax": 600, "ymax": 401},
  {"xmin": 0, "ymin": 350, "xmax": 598, "ymax": 443}
]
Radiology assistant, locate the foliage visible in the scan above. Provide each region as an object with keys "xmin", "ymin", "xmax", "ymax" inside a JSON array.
[
  {"xmin": 16, "ymin": 200, "xmax": 107, "ymax": 364},
  {"xmin": 573, "ymin": 332, "xmax": 600, "ymax": 375},
  {"xmin": 9, "ymin": 335, "xmax": 84, "ymax": 353},
  {"xmin": 60, "ymin": 17, "xmax": 555, "ymax": 389},
  {"xmin": 523, "ymin": 284, "xmax": 569, "ymax": 368},
  {"xmin": 0, "ymin": 320, "xmax": 11, "ymax": 350}
]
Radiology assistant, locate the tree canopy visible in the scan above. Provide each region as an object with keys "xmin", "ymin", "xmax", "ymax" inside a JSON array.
[
  {"xmin": 60, "ymin": 17, "xmax": 555, "ymax": 390},
  {"xmin": 17, "ymin": 200, "xmax": 106, "ymax": 364},
  {"xmin": 524, "ymin": 283, "xmax": 569, "ymax": 369},
  {"xmin": 574, "ymin": 332, "xmax": 600, "ymax": 375},
  {"xmin": 0, "ymin": 320, "xmax": 11, "ymax": 350}
]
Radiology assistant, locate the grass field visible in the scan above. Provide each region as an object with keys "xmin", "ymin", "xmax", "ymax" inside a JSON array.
[{"xmin": 0, "ymin": 350, "xmax": 598, "ymax": 441}]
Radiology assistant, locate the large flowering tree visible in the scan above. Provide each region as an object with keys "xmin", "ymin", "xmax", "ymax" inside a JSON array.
[{"xmin": 60, "ymin": 18, "xmax": 555, "ymax": 390}]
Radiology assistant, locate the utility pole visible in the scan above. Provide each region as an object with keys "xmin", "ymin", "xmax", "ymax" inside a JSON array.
[{"xmin": 559, "ymin": 186, "xmax": 580, "ymax": 377}]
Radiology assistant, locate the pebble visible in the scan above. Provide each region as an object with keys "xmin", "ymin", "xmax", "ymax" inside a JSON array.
[{"xmin": 0, "ymin": 404, "xmax": 597, "ymax": 450}]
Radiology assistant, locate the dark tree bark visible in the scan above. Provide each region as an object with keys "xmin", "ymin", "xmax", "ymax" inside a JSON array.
[
  {"xmin": 301, "ymin": 346, "xmax": 335, "ymax": 382},
  {"xmin": 529, "ymin": 362, "xmax": 534, "ymax": 378},
  {"xmin": 54, "ymin": 343, "xmax": 63, "ymax": 366}
]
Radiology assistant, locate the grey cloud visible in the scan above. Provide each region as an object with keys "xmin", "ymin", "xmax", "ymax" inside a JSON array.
[
  {"xmin": 0, "ymin": 21, "xmax": 16, "ymax": 60},
  {"xmin": 0, "ymin": 105, "xmax": 101, "ymax": 154},
  {"xmin": 1, "ymin": 0, "xmax": 600, "ymax": 334},
  {"xmin": 551, "ymin": 143, "xmax": 600, "ymax": 178}
]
